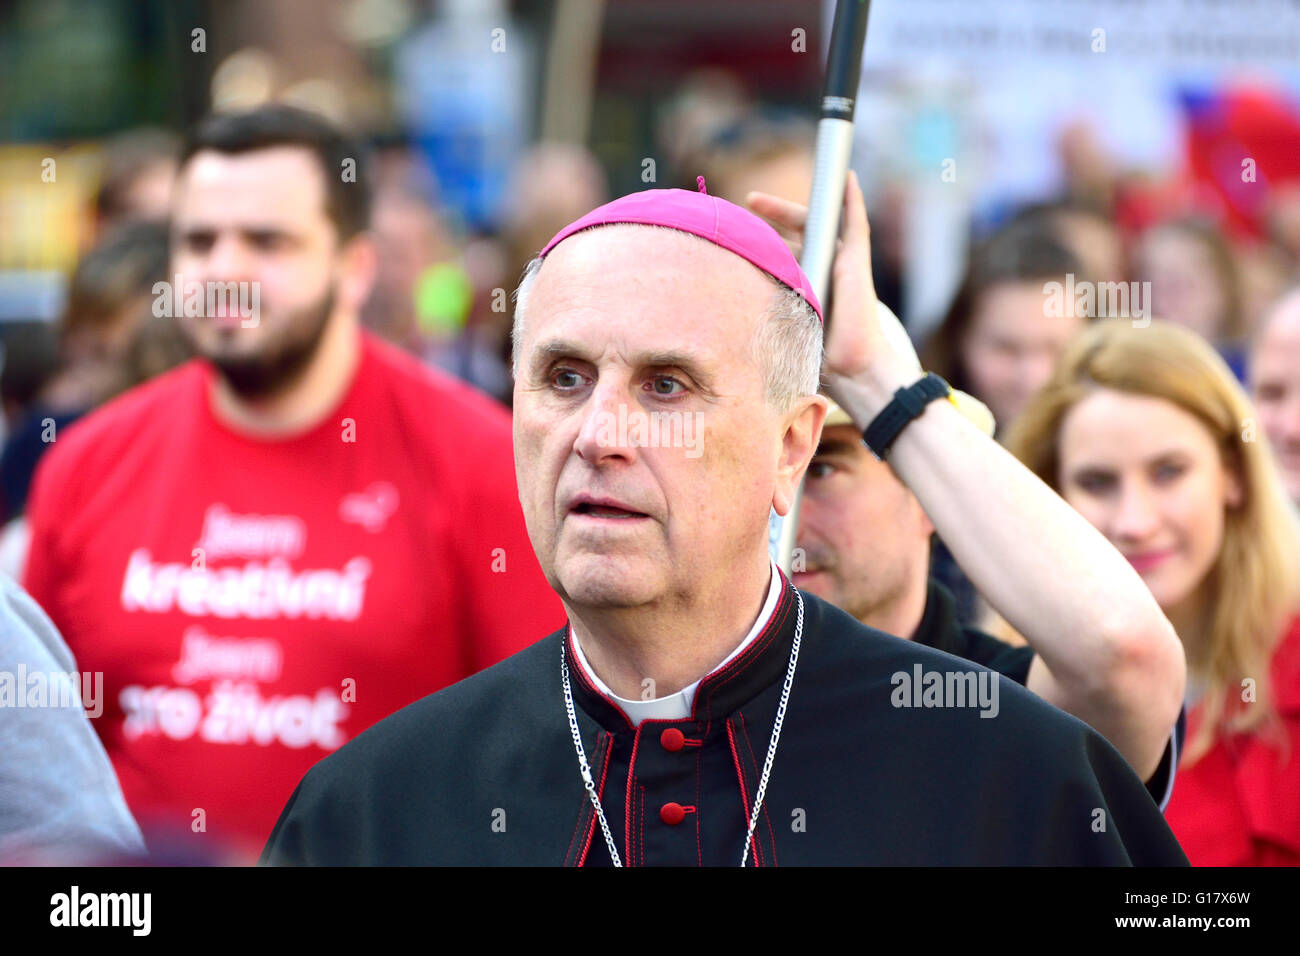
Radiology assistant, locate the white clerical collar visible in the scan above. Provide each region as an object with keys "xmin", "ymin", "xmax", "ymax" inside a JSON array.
[{"xmin": 569, "ymin": 559, "xmax": 782, "ymax": 727}]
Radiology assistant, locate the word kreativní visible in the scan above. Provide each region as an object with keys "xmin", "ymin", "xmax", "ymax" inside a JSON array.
[{"xmin": 120, "ymin": 549, "xmax": 372, "ymax": 620}]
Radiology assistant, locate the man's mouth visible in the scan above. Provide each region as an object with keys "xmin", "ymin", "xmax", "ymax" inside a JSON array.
[
  {"xmin": 569, "ymin": 498, "xmax": 649, "ymax": 520},
  {"xmin": 209, "ymin": 304, "xmax": 247, "ymax": 329}
]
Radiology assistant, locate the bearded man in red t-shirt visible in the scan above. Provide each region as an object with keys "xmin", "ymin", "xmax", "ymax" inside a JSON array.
[{"xmin": 23, "ymin": 105, "xmax": 564, "ymax": 861}]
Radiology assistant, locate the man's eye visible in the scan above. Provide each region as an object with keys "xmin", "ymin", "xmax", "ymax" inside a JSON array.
[
  {"xmin": 249, "ymin": 233, "xmax": 289, "ymax": 252},
  {"xmin": 647, "ymin": 376, "xmax": 685, "ymax": 397},
  {"xmin": 1153, "ymin": 463, "xmax": 1185, "ymax": 483},
  {"xmin": 551, "ymin": 369, "xmax": 586, "ymax": 389},
  {"xmin": 807, "ymin": 461, "xmax": 834, "ymax": 480}
]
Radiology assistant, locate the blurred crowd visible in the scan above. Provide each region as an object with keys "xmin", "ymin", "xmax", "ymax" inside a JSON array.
[
  {"xmin": 2, "ymin": 21, "xmax": 1300, "ymax": 868},
  {"xmin": 11, "ymin": 69, "xmax": 1300, "ymax": 602}
]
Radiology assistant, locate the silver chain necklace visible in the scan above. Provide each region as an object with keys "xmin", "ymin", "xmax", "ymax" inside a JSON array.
[{"xmin": 561, "ymin": 588, "xmax": 804, "ymax": 867}]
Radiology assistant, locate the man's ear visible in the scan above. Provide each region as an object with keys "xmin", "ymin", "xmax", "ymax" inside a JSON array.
[
  {"xmin": 337, "ymin": 232, "xmax": 378, "ymax": 313},
  {"xmin": 773, "ymin": 395, "xmax": 828, "ymax": 516}
]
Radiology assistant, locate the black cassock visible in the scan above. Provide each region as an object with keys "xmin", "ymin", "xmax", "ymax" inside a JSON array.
[{"xmin": 262, "ymin": 574, "xmax": 1188, "ymax": 866}]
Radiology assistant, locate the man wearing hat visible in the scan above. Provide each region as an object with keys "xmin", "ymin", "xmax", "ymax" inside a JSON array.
[{"xmin": 262, "ymin": 175, "xmax": 1187, "ymax": 865}]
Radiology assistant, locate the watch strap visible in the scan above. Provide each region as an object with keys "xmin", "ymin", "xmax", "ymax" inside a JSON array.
[{"xmin": 862, "ymin": 372, "xmax": 952, "ymax": 459}]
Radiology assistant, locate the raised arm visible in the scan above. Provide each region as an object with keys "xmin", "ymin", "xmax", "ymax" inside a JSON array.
[{"xmin": 749, "ymin": 174, "xmax": 1185, "ymax": 780}]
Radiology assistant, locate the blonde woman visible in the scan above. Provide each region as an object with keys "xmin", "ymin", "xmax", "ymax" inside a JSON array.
[{"xmin": 1006, "ymin": 318, "xmax": 1300, "ymax": 865}]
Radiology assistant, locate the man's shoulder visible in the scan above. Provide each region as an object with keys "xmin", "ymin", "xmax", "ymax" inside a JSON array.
[
  {"xmin": 262, "ymin": 628, "xmax": 578, "ymax": 864},
  {"xmin": 789, "ymin": 591, "xmax": 1185, "ymax": 864},
  {"xmin": 66, "ymin": 361, "xmax": 202, "ymax": 441},
  {"xmin": 800, "ymin": 590, "xmax": 1088, "ymax": 739},
  {"xmin": 802, "ymin": 590, "xmax": 1185, "ymax": 833},
  {"xmin": 30, "ymin": 363, "xmax": 204, "ymax": 494},
  {"xmin": 301, "ymin": 629, "xmax": 564, "ymax": 781}
]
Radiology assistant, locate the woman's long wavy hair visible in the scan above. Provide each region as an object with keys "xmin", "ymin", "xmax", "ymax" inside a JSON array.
[{"xmin": 1005, "ymin": 319, "xmax": 1300, "ymax": 764}]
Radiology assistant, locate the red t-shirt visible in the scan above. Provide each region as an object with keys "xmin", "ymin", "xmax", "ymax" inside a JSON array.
[
  {"xmin": 1164, "ymin": 617, "xmax": 1300, "ymax": 866},
  {"xmin": 23, "ymin": 330, "xmax": 564, "ymax": 860}
]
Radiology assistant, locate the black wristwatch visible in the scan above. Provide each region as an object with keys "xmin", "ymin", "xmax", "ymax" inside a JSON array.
[{"xmin": 861, "ymin": 372, "xmax": 953, "ymax": 460}]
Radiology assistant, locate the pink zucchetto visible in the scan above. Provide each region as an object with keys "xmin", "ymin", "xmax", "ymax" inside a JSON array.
[{"xmin": 539, "ymin": 175, "xmax": 823, "ymax": 323}]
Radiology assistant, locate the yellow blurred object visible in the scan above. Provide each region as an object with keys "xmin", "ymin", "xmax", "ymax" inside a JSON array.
[{"xmin": 0, "ymin": 144, "xmax": 101, "ymax": 272}]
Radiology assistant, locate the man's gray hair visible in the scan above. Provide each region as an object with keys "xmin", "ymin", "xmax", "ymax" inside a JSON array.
[{"xmin": 511, "ymin": 230, "xmax": 822, "ymax": 411}]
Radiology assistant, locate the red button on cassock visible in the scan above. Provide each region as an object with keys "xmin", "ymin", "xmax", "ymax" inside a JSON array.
[
  {"xmin": 660, "ymin": 728, "xmax": 685, "ymax": 752},
  {"xmin": 660, "ymin": 802, "xmax": 687, "ymax": 825}
]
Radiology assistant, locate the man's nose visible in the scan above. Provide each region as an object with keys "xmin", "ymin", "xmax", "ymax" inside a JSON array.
[
  {"xmin": 573, "ymin": 378, "xmax": 639, "ymax": 465},
  {"xmin": 198, "ymin": 233, "xmax": 255, "ymax": 283}
]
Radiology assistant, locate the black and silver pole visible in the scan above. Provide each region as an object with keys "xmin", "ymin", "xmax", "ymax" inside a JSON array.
[{"xmin": 773, "ymin": 0, "xmax": 872, "ymax": 573}]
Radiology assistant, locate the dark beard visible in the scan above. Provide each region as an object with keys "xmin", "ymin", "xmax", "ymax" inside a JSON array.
[{"xmin": 209, "ymin": 287, "xmax": 336, "ymax": 400}]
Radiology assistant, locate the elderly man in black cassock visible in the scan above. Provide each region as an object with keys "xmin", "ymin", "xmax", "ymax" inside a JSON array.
[{"xmin": 261, "ymin": 174, "xmax": 1188, "ymax": 866}]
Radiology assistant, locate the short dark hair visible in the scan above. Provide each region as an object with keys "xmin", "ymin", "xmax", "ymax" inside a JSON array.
[{"xmin": 179, "ymin": 105, "xmax": 370, "ymax": 242}]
